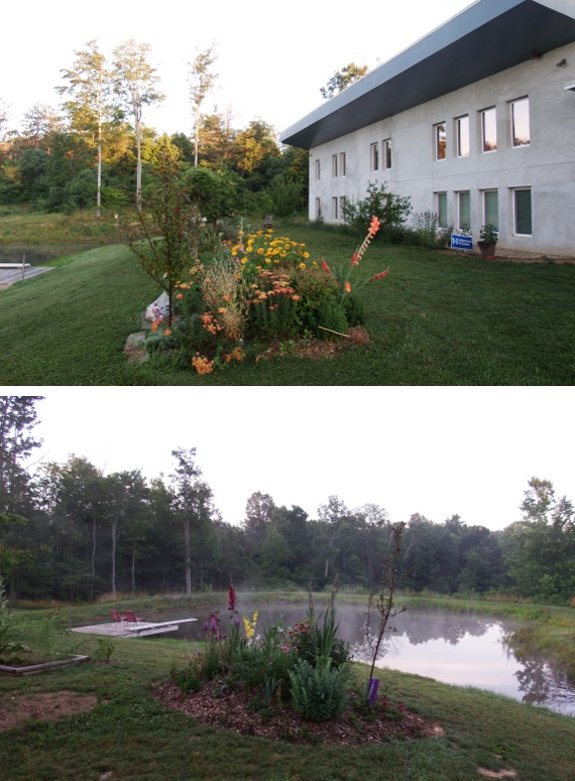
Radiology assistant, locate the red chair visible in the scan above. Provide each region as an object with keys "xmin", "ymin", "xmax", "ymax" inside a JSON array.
[
  {"xmin": 110, "ymin": 609, "xmax": 124, "ymax": 623},
  {"xmin": 122, "ymin": 609, "xmax": 143, "ymax": 623}
]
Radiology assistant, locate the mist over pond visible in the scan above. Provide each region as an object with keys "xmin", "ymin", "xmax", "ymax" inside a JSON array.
[{"xmin": 162, "ymin": 601, "xmax": 575, "ymax": 717}]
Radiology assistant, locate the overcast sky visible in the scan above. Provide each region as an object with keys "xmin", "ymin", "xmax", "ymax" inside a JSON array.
[
  {"xmin": 10, "ymin": 386, "xmax": 574, "ymax": 531},
  {"xmin": 2, "ymin": 0, "xmax": 473, "ymax": 137}
]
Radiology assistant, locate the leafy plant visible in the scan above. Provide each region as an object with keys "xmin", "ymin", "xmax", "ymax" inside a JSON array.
[
  {"xmin": 0, "ymin": 577, "xmax": 27, "ymax": 662},
  {"xmin": 479, "ymin": 224, "xmax": 499, "ymax": 244},
  {"xmin": 341, "ymin": 182, "xmax": 411, "ymax": 238},
  {"xmin": 94, "ymin": 636, "xmax": 116, "ymax": 663},
  {"xmin": 289, "ymin": 658, "xmax": 349, "ymax": 721}
]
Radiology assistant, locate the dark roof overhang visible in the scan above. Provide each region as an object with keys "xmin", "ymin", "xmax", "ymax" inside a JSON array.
[{"xmin": 280, "ymin": 0, "xmax": 575, "ymax": 149}]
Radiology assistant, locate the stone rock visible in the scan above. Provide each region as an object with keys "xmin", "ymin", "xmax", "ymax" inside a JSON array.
[{"xmin": 124, "ymin": 331, "xmax": 149, "ymax": 364}]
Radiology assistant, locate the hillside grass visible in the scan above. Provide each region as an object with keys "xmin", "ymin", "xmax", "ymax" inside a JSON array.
[
  {"xmin": 1, "ymin": 593, "xmax": 574, "ymax": 781},
  {"xmin": 1, "ymin": 213, "xmax": 575, "ymax": 385}
]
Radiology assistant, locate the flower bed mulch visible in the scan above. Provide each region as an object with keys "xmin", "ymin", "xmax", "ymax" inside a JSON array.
[{"xmin": 152, "ymin": 680, "xmax": 444, "ymax": 746}]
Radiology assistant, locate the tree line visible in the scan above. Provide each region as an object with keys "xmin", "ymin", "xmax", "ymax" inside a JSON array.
[
  {"xmin": 1, "ymin": 397, "xmax": 574, "ymax": 604},
  {"xmin": 0, "ymin": 40, "xmax": 308, "ymax": 216}
]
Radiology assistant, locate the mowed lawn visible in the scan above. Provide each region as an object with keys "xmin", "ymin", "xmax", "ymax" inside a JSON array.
[{"xmin": 1, "ymin": 224, "xmax": 574, "ymax": 386}]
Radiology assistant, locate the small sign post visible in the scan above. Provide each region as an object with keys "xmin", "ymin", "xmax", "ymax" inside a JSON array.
[{"xmin": 451, "ymin": 233, "xmax": 473, "ymax": 251}]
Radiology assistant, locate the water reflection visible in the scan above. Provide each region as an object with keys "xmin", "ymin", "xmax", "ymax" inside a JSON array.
[{"xmin": 162, "ymin": 601, "xmax": 575, "ymax": 717}]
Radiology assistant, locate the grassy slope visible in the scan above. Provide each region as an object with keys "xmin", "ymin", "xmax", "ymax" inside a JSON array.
[
  {"xmin": 1, "ymin": 594, "xmax": 574, "ymax": 781},
  {"xmin": 1, "ymin": 222, "xmax": 575, "ymax": 385}
]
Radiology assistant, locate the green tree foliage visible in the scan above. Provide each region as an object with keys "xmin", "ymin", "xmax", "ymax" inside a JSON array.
[
  {"xmin": 112, "ymin": 39, "xmax": 164, "ymax": 207},
  {"xmin": 0, "ymin": 396, "xmax": 43, "ymax": 514},
  {"xmin": 188, "ymin": 45, "xmax": 218, "ymax": 168},
  {"xmin": 342, "ymin": 182, "xmax": 412, "ymax": 238},
  {"xmin": 58, "ymin": 40, "xmax": 115, "ymax": 216},
  {"xmin": 320, "ymin": 63, "xmax": 368, "ymax": 99}
]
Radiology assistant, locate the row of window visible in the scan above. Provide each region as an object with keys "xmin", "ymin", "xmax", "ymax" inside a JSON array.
[
  {"xmin": 435, "ymin": 186, "xmax": 532, "ymax": 236},
  {"xmin": 434, "ymin": 97, "xmax": 530, "ymax": 161},
  {"xmin": 315, "ymin": 186, "xmax": 533, "ymax": 236},
  {"xmin": 314, "ymin": 96, "xmax": 531, "ymax": 178}
]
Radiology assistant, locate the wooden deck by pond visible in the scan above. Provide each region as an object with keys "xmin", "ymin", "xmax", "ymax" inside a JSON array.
[
  {"xmin": 0, "ymin": 263, "xmax": 54, "ymax": 287},
  {"xmin": 71, "ymin": 618, "xmax": 198, "ymax": 638}
]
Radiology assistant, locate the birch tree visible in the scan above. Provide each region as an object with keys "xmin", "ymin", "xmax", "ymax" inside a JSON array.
[
  {"xmin": 188, "ymin": 45, "xmax": 217, "ymax": 168},
  {"xmin": 112, "ymin": 40, "xmax": 164, "ymax": 206},
  {"xmin": 58, "ymin": 40, "xmax": 113, "ymax": 217}
]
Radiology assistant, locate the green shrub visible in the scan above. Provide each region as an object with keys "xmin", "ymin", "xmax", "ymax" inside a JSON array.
[
  {"xmin": 342, "ymin": 182, "xmax": 411, "ymax": 239},
  {"xmin": 289, "ymin": 658, "xmax": 349, "ymax": 722}
]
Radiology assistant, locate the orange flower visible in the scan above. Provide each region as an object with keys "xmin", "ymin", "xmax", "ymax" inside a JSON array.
[
  {"xmin": 344, "ymin": 281, "xmax": 352, "ymax": 293},
  {"xmin": 163, "ymin": 328, "xmax": 172, "ymax": 337},
  {"xmin": 368, "ymin": 215, "xmax": 381, "ymax": 236},
  {"xmin": 370, "ymin": 269, "xmax": 389, "ymax": 282},
  {"xmin": 351, "ymin": 253, "xmax": 360, "ymax": 267},
  {"xmin": 175, "ymin": 293, "xmax": 184, "ymax": 300}
]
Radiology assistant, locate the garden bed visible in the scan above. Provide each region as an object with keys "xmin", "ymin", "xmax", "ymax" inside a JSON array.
[
  {"xmin": 0, "ymin": 654, "xmax": 90, "ymax": 676},
  {"xmin": 153, "ymin": 679, "xmax": 444, "ymax": 746}
]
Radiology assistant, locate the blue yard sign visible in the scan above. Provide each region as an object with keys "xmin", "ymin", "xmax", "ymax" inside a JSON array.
[{"xmin": 451, "ymin": 233, "xmax": 473, "ymax": 251}]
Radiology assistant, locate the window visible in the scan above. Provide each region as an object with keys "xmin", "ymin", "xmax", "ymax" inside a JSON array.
[
  {"xmin": 315, "ymin": 197, "xmax": 322, "ymax": 220},
  {"xmin": 435, "ymin": 122, "xmax": 446, "ymax": 160},
  {"xmin": 370, "ymin": 142, "xmax": 379, "ymax": 171},
  {"xmin": 481, "ymin": 107, "xmax": 497, "ymax": 152},
  {"xmin": 383, "ymin": 138, "xmax": 392, "ymax": 169},
  {"xmin": 339, "ymin": 196, "xmax": 347, "ymax": 219},
  {"xmin": 436, "ymin": 192, "xmax": 448, "ymax": 228},
  {"xmin": 314, "ymin": 159, "xmax": 321, "ymax": 180},
  {"xmin": 339, "ymin": 152, "xmax": 346, "ymax": 177},
  {"xmin": 513, "ymin": 188, "xmax": 532, "ymax": 235},
  {"xmin": 332, "ymin": 154, "xmax": 338, "ymax": 177},
  {"xmin": 483, "ymin": 190, "xmax": 499, "ymax": 230},
  {"xmin": 457, "ymin": 191, "xmax": 471, "ymax": 231},
  {"xmin": 456, "ymin": 115, "xmax": 470, "ymax": 157},
  {"xmin": 332, "ymin": 197, "xmax": 339, "ymax": 220},
  {"xmin": 511, "ymin": 97, "xmax": 530, "ymax": 147}
]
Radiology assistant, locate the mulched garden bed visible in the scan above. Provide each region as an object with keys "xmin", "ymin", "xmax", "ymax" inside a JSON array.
[{"xmin": 153, "ymin": 679, "xmax": 444, "ymax": 746}]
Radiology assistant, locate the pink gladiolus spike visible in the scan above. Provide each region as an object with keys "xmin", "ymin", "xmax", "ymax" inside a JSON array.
[
  {"xmin": 371, "ymin": 269, "xmax": 389, "ymax": 282},
  {"xmin": 369, "ymin": 215, "xmax": 381, "ymax": 236},
  {"xmin": 321, "ymin": 259, "xmax": 332, "ymax": 274},
  {"xmin": 351, "ymin": 253, "xmax": 360, "ymax": 266}
]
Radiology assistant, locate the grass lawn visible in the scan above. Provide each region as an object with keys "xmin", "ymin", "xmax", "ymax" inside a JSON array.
[
  {"xmin": 1, "ymin": 594, "xmax": 574, "ymax": 781},
  {"xmin": 1, "ymin": 219, "xmax": 574, "ymax": 385}
]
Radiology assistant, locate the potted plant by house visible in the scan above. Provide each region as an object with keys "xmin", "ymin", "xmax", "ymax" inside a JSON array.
[{"xmin": 477, "ymin": 224, "xmax": 498, "ymax": 260}]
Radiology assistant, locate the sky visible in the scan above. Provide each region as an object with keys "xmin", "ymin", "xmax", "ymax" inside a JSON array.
[
  {"xmin": 1, "ymin": 0, "xmax": 474, "ymax": 138},
  {"xmin": 11, "ymin": 386, "xmax": 575, "ymax": 532}
]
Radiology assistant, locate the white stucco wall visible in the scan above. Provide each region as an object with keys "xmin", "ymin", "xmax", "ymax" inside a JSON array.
[{"xmin": 309, "ymin": 42, "xmax": 575, "ymax": 255}]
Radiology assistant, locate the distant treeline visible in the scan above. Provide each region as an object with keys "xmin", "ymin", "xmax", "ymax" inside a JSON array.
[{"xmin": 1, "ymin": 397, "xmax": 573, "ymax": 604}]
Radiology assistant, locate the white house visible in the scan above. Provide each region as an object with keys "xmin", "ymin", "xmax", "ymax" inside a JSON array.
[{"xmin": 280, "ymin": 0, "xmax": 575, "ymax": 255}]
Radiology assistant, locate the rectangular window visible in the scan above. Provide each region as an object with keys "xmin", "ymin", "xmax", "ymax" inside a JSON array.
[
  {"xmin": 332, "ymin": 154, "xmax": 338, "ymax": 177},
  {"xmin": 315, "ymin": 197, "xmax": 321, "ymax": 220},
  {"xmin": 332, "ymin": 197, "xmax": 339, "ymax": 221},
  {"xmin": 339, "ymin": 196, "xmax": 347, "ymax": 219},
  {"xmin": 514, "ymin": 188, "xmax": 532, "ymax": 235},
  {"xmin": 511, "ymin": 97, "xmax": 530, "ymax": 147},
  {"xmin": 483, "ymin": 190, "xmax": 499, "ymax": 230},
  {"xmin": 481, "ymin": 107, "xmax": 497, "ymax": 152},
  {"xmin": 435, "ymin": 122, "xmax": 446, "ymax": 160},
  {"xmin": 370, "ymin": 142, "xmax": 379, "ymax": 171},
  {"xmin": 456, "ymin": 115, "xmax": 470, "ymax": 157},
  {"xmin": 315, "ymin": 159, "xmax": 321, "ymax": 180},
  {"xmin": 383, "ymin": 138, "xmax": 392, "ymax": 169},
  {"xmin": 339, "ymin": 152, "xmax": 346, "ymax": 177},
  {"xmin": 457, "ymin": 191, "xmax": 471, "ymax": 231},
  {"xmin": 436, "ymin": 192, "xmax": 448, "ymax": 228}
]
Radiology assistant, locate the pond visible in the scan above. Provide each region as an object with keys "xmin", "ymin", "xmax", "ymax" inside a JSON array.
[{"xmin": 160, "ymin": 601, "xmax": 575, "ymax": 717}]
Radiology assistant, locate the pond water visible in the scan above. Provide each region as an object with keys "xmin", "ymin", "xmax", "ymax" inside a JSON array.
[{"xmin": 159, "ymin": 601, "xmax": 575, "ymax": 717}]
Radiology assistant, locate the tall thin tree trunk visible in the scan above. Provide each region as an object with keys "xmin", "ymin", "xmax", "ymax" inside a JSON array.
[
  {"xmin": 184, "ymin": 518, "xmax": 192, "ymax": 595},
  {"xmin": 111, "ymin": 518, "xmax": 117, "ymax": 598},
  {"xmin": 90, "ymin": 517, "xmax": 97, "ymax": 601},
  {"xmin": 96, "ymin": 122, "xmax": 102, "ymax": 218}
]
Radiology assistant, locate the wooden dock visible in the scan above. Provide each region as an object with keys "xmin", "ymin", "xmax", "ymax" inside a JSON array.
[
  {"xmin": 71, "ymin": 618, "xmax": 198, "ymax": 638},
  {"xmin": 0, "ymin": 264, "xmax": 54, "ymax": 287}
]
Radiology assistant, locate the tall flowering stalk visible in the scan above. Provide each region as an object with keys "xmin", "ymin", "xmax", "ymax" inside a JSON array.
[{"xmin": 322, "ymin": 215, "xmax": 390, "ymax": 302}]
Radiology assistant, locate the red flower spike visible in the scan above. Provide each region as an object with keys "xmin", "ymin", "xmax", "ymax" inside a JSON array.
[{"xmin": 227, "ymin": 585, "xmax": 237, "ymax": 612}]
